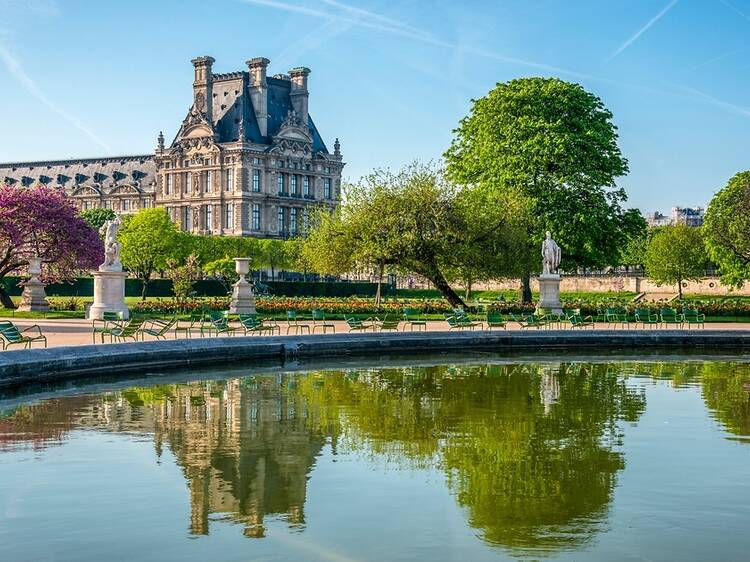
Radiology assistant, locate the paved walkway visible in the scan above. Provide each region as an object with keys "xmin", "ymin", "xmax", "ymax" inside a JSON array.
[{"xmin": 3, "ymin": 318, "xmax": 748, "ymax": 349}]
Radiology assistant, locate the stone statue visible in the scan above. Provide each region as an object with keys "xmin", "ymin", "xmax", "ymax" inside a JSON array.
[
  {"xmin": 541, "ymin": 231, "xmax": 561, "ymax": 275},
  {"xmin": 100, "ymin": 216, "xmax": 122, "ymax": 271}
]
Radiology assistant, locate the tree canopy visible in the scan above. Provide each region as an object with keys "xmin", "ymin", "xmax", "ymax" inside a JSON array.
[
  {"xmin": 301, "ymin": 162, "xmax": 525, "ymax": 306},
  {"xmin": 0, "ymin": 184, "xmax": 102, "ymax": 308},
  {"xmin": 643, "ymin": 225, "xmax": 707, "ymax": 298},
  {"xmin": 119, "ymin": 208, "xmax": 183, "ymax": 299},
  {"xmin": 79, "ymin": 207, "xmax": 116, "ymax": 231},
  {"xmin": 703, "ymin": 171, "xmax": 750, "ymax": 287},
  {"xmin": 445, "ymin": 77, "xmax": 644, "ymax": 300}
]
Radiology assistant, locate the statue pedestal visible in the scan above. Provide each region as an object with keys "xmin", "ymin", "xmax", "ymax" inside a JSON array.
[
  {"xmin": 537, "ymin": 274, "xmax": 563, "ymax": 315},
  {"xmin": 89, "ymin": 270, "xmax": 129, "ymax": 320},
  {"xmin": 229, "ymin": 278, "xmax": 256, "ymax": 315},
  {"xmin": 17, "ymin": 280, "xmax": 49, "ymax": 312}
]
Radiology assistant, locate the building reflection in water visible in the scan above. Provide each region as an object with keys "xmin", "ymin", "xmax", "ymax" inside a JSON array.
[{"xmin": 2, "ymin": 360, "xmax": 749, "ymax": 554}]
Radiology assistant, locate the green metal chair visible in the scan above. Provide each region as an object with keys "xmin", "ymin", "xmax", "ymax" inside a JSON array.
[
  {"xmin": 444, "ymin": 313, "xmax": 481, "ymax": 330},
  {"xmin": 239, "ymin": 314, "xmax": 279, "ymax": 336},
  {"xmin": 660, "ymin": 307, "xmax": 684, "ymax": 328},
  {"xmin": 485, "ymin": 311, "xmax": 507, "ymax": 330},
  {"xmin": 91, "ymin": 311, "xmax": 125, "ymax": 343},
  {"xmin": 201, "ymin": 311, "xmax": 238, "ymax": 337},
  {"xmin": 402, "ymin": 308, "xmax": 427, "ymax": 331},
  {"xmin": 174, "ymin": 315, "xmax": 202, "ymax": 339},
  {"xmin": 606, "ymin": 307, "xmax": 629, "ymax": 329},
  {"xmin": 509, "ymin": 313, "xmax": 544, "ymax": 329},
  {"xmin": 345, "ymin": 316, "xmax": 373, "ymax": 332},
  {"xmin": 311, "ymin": 309, "xmax": 335, "ymax": 334},
  {"xmin": 565, "ymin": 310, "xmax": 595, "ymax": 329},
  {"xmin": 286, "ymin": 310, "xmax": 311, "ymax": 335},
  {"xmin": 373, "ymin": 315, "xmax": 401, "ymax": 332},
  {"xmin": 140, "ymin": 318, "xmax": 176, "ymax": 340},
  {"xmin": 0, "ymin": 321, "xmax": 47, "ymax": 350},
  {"xmin": 634, "ymin": 308, "xmax": 660, "ymax": 329},
  {"xmin": 682, "ymin": 308, "xmax": 705, "ymax": 329},
  {"xmin": 110, "ymin": 317, "xmax": 147, "ymax": 342}
]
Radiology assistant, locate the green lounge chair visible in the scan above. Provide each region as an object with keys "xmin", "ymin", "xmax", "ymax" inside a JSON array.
[
  {"xmin": 174, "ymin": 315, "xmax": 202, "ymax": 339},
  {"xmin": 141, "ymin": 318, "xmax": 176, "ymax": 340},
  {"xmin": 110, "ymin": 317, "xmax": 147, "ymax": 342},
  {"xmin": 201, "ymin": 311, "xmax": 238, "ymax": 337},
  {"xmin": 345, "ymin": 316, "xmax": 373, "ymax": 332},
  {"xmin": 286, "ymin": 310, "xmax": 310, "ymax": 335},
  {"xmin": 444, "ymin": 313, "xmax": 481, "ymax": 330},
  {"xmin": 403, "ymin": 308, "xmax": 427, "ymax": 331},
  {"xmin": 606, "ymin": 307, "xmax": 629, "ymax": 329},
  {"xmin": 682, "ymin": 308, "xmax": 705, "ymax": 329},
  {"xmin": 634, "ymin": 308, "xmax": 659, "ymax": 329},
  {"xmin": 239, "ymin": 314, "xmax": 279, "ymax": 336},
  {"xmin": 510, "ymin": 313, "xmax": 544, "ymax": 329},
  {"xmin": 374, "ymin": 315, "xmax": 401, "ymax": 332},
  {"xmin": 565, "ymin": 310, "xmax": 595, "ymax": 329},
  {"xmin": 311, "ymin": 310, "xmax": 335, "ymax": 334},
  {"xmin": 0, "ymin": 321, "xmax": 47, "ymax": 350},
  {"xmin": 91, "ymin": 311, "xmax": 125, "ymax": 343},
  {"xmin": 660, "ymin": 308, "xmax": 683, "ymax": 328},
  {"xmin": 485, "ymin": 311, "xmax": 506, "ymax": 330}
]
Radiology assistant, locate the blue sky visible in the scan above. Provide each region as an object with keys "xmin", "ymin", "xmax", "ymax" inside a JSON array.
[{"xmin": 1, "ymin": 0, "xmax": 749, "ymax": 212}]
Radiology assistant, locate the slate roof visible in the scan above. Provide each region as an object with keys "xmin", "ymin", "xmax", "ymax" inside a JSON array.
[
  {"xmin": 193, "ymin": 72, "xmax": 329, "ymax": 152},
  {"xmin": 0, "ymin": 154, "xmax": 156, "ymax": 192}
]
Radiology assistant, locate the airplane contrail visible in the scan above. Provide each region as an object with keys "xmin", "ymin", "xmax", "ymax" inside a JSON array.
[{"xmin": 607, "ymin": 0, "xmax": 680, "ymax": 61}]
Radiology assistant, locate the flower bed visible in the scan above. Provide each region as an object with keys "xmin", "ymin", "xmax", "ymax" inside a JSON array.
[{"xmin": 125, "ymin": 294, "xmax": 750, "ymax": 319}]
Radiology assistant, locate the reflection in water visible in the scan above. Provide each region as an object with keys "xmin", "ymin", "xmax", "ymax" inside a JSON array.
[{"xmin": 2, "ymin": 360, "xmax": 750, "ymax": 556}]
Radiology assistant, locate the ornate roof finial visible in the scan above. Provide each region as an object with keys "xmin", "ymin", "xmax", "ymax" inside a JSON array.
[
  {"xmin": 157, "ymin": 131, "xmax": 165, "ymax": 151},
  {"xmin": 334, "ymin": 137, "xmax": 341, "ymax": 157}
]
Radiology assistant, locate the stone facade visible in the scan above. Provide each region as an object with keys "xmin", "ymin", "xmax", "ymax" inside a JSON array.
[{"xmin": 0, "ymin": 55, "xmax": 344, "ymax": 238}]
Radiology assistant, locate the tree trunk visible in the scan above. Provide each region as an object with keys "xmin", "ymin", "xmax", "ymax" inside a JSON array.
[
  {"xmin": 464, "ymin": 279, "xmax": 473, "ymax": 301},
  {"xmin": 423, "ymin": 267, "xmax": 465, "ymax": 308},
  {"xmin": 374, "ymin": 262, "xmax": 384, "ymax": 309},
  {"xmin": 519, "ymin": 273, "xmax": 532, "ymax": 304},
  {"xmin": 141, "ymin": 274, "xmax": 150, "ymax": 300},
  {"xmin": 0, "ymin": 285, "xmax": 15, "ymax": 309},
  {"xmin": 677, "ymin": 277, "xmax": 682, "ymax": 299}
]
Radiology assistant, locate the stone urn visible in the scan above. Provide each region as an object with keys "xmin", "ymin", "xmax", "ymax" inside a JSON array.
[
  {"xmin": 229, "ymin": 258, "xmax": 256, "ymax": 314},
  {"xmin": 17, "ymin": 256, "xmax": 49, "ymax": 312}
]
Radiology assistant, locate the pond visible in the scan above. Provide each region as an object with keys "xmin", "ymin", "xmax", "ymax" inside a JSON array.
[{"xmin": 1, "ymin": 355, "xmax": 750, "ymax": 561}]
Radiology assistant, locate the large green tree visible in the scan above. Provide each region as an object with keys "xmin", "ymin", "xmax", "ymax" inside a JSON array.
[
  {"xmin": 79, "ymin": 208, "xmax": 116, "ymax": 231},
  {"xmin": 703, "ymin": 171, "xmax": 750, "ymax": 287},
  {"xmin": 119, "ymin": 208, "xmax": 183, "ymax": 299},
  {"xmin": 445, "ymin": 77, "xmax": 645, "ymax": 301},
  {"xmin": 301, "ymin": 162, "xmax": 524, "ymax": 307},
  {"xmin": 643, "ymin": 225, "xmax": 707, "ymax": 298}
]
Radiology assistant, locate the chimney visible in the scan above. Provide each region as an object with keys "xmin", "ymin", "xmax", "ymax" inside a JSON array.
[
  {"xmin": 191, "ymin": 56, "xmax": 215, "ymax": 122},
  {"xmin": 289, "ymin": 67, "xmax": 311, "ymax": 129},
  {"xmin": 247, "ymin": 57, "xmax": 270, "ymax": 137}
]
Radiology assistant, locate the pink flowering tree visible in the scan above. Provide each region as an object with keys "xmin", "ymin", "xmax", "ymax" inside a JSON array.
[{"xmin": 0, "ymin": 183, "xmax": 103, "ymax": 308}]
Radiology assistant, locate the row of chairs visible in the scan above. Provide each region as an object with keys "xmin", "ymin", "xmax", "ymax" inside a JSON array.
[{"xmin": 599, "ymin": 307, "xmax": 706, "ymax": 329}]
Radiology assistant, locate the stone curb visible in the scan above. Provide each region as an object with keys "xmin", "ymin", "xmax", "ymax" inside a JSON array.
[{"xmin": 1, "ymin": 329, "xmax": 749, "ymax": 388}]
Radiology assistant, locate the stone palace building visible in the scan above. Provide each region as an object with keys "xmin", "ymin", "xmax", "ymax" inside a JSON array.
[{"xmin": 0, "ymin": 55, "xmax": 344, "ymax": 238}]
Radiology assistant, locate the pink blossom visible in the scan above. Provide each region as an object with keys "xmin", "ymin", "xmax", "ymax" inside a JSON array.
[{"xmin": 0, "ymin": 183, "xmax": 103, "ymax": 283}]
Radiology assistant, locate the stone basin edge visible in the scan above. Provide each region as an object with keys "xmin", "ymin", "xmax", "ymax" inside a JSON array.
[{"xmin": 0, "ymin": 329, "xmax": 749, "ymax": 389}]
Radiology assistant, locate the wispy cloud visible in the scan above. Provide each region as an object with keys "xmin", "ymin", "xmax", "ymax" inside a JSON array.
[
  {"xmin": 691, "ymin": 46, "xmax": 749, "ymax": 70},
  {"xmin": 674, "ymin": 83, "xmax": 750, "ymax": 118},
  {"xmin": 241, "ymin": 0, "xmax": 598, "ymax": 80},
  {"xmin": 718, "ymin": 0, "xmax": 750, "ymax": 23},
  {"xmin": 607, "ymin": 0, "xmax": 680, "ymax": 61},
  {"xmin": 0, "ymin": 45, "xmax": 112, "ymax": 152}
]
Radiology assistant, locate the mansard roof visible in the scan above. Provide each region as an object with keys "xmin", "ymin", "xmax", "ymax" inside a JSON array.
[
  {"xmin": 0, "ymin": 154, "xmax": 156, "ymax": 192},
  {"xmin": 174, "ymin": 71, "xmax": 329, "ymax": 153}
]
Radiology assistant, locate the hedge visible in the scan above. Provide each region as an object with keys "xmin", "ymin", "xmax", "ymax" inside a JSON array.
[{"xmin": 1, "ymin": 276, "xmax": 392, "ymax": 298}]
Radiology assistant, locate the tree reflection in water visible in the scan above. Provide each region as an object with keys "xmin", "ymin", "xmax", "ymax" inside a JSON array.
[{"xmin": 3, "ymin": 359, "xmax": 750, "ymax": 554}]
